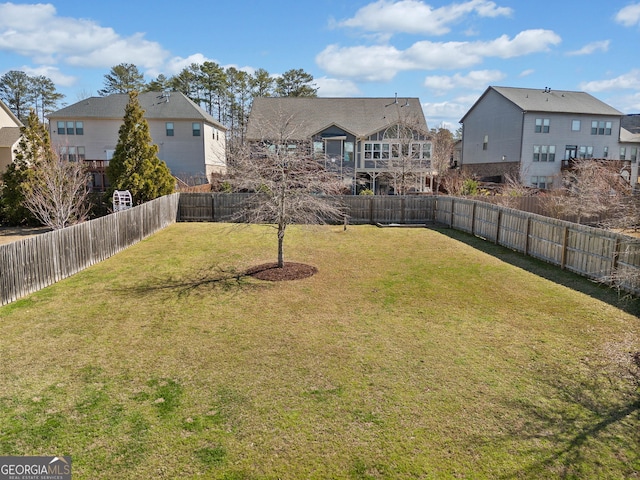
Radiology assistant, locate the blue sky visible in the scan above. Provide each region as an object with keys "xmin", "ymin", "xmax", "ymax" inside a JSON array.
[{"xmin": 1, "ymin": 0, "xmax": 640, "ymax": 129}]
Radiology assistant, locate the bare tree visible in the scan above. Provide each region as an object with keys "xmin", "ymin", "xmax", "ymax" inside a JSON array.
[
  {"xmin": 381, "ymin": 109, "xmax": 432, "ymax": 195},
  {"xmin": 496, "ymin": 173, "xmax": 537, "ymax": 208},
  {"xmin": 15, "ymin": 111, "xmax": 90, "ymax": 229},
  {"xmin": 430, "ymin": 127, "xmax": 455, "ymax": 194},
  {"xmin": 230, "ymin": 107, "xmax": 344, "ymax": 268},
  {"xmin": 556, "ymin": 159, "xmax": 630, "ymax": 224},
  {"xmin": 22, "ymin": 154, "xmax": 91, "ymax": 229}
]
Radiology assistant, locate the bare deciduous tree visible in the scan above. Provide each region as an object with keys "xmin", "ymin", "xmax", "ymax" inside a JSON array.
[
  {"xmin": 382, "ymin": 109, "xmax": 432, "ymax": 195},
  {"xmin": 556, "ymin": 159, "xmax": 630, "ymax": 224},
  {"xmin": 230, "ymin": 108, "xmax": 344, "ymax": 268},
  {"xmin": 22, "ymin": 152, "xmax": 91, "ymax": 230},
  {"xmin": 430, "ymin": 127, "xmax": 455, "ymax": 194},
  {"xmin": 496, "ymin": 173, "xmax": 537, "ymax": 209}
]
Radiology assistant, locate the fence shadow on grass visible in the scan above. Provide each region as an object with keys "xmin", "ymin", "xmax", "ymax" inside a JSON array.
[{"xmin": 429, "ymin": 226, "xmax": 640, "ymax": 318}]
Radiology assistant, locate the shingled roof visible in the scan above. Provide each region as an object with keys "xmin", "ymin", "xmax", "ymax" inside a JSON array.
[
  {"xmin": 462, "ymin": 86, "xmax": 623, "ymax": 122},
  {"xmin": 246, "ymin": 97, "xmax": 427, "ymax": 141},
  {"xmin": 48, "ymin": 91, "xmax": 225, "ymax": 129},
  {"xmin": 0, "ymin": 126, "xmax": 21, "ymax": 148}
]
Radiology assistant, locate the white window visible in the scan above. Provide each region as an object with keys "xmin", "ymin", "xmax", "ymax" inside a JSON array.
[
  {"xmin": 166, "ymin": 122, "xmax": 174, "ymax": 136},
  {"xmin": 571, "ymin": 120, "xmax": 581, "ymax": 131},
  {"xmin": 192, "ymin": 122, "xmax": 201, "ymax": 136},
  {"xmin": 535, "ymin": 118, "xmax": 550, "ymax": 133}
]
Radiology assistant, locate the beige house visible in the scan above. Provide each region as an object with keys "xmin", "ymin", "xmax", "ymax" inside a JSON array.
[
  {"xmin": 0, "ymin": 100, "xmax": 23, "ymax": 173},
  {"xmin": 48, "ymin": 92, "xmax": 227, "ymax": 189}
]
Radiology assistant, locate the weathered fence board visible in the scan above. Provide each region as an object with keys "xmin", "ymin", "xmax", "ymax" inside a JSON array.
[
  {"xmin": 2, "ymin": 192, "xmax": 639, "ymax": 307},
  {"xmin": 0, "ymin": 194, "xmax": 179, "ymax": 307}
]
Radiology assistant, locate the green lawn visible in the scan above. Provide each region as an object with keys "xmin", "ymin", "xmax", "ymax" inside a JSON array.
[{"xmin": 0, "ymin": 223, "xmax": 638, "ymax": 479}]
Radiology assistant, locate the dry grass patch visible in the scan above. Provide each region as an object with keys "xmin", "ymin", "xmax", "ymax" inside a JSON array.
[{"xmin": 0, "ymin": 223, "xmax": 638, "ymax": 479}]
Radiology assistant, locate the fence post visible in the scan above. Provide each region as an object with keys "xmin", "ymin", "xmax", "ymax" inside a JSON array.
[
  {"xmin": 369, "ymin": 196, "xmax": 374, "ymax": 225},
  {"xmin": 524, "ymin": 217, "xmax": 531, "ymax": 256},
  {"xmin": 449, "ymin": 198, "xmax": 454, "ymax": 228},
  {"xmin": 471, "ymin": 202, "xmax": 477, "ymax": 235},
  {"xmin": 560, "ymin": 226, "xmax": 569, "ymax": 270},
  {"xmin": 495, "ymin": 208, "xmax": 501, "ymax": 245}
]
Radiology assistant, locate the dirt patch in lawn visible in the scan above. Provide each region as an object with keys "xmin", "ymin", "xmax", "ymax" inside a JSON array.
[{"xmin": 246, "ymin": 262, "xmax": 318, "ymax": 281}]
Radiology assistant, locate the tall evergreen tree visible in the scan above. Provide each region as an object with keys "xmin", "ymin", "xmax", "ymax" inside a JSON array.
[
  {"xmin": 250, "ymin": 68, "xmax": 276, "ymax": 98},
  {"xmin": 275, "ymin": 69, "xmax": 317, "ymax": 97},
  {"xmin": 0, "ymin": 70, "xmax": 34, "ymax": 122},
  {"xmin": 31, "ymin": 75, "xmax": 65, "ymax": 123},
  {"xmin": 106, "ymin": 91, "xmax": 174, "ymax": 204},
  {"xmin": 99, "ymin": 63, "xmax": 146, "ymax": 96},
  {"xmin": 0, "ymin": 109, "xmax": 52, "ymax": 225},
  {"xmin": 144, "ymin": 74, "xmax": 170, "ymax": 92}
]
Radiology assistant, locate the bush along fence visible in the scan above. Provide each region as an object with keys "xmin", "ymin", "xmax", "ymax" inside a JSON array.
[
  {"xmin": 179, "ymin": 193, "xmax": 640, "ymax": 296},
  {"xmin": 0, "ymin": 193, "xmax": 179, "ymax": 307}
]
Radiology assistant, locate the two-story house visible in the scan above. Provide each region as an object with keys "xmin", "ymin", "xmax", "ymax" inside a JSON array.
[
  {"xmin": 246, "ymin": 97, "xmax": 433, "ymax": 194},
  {"xmin": 0, "ymin": 99, "xmax": 22, "ymax": 173},
  {"xmin": 460, "ymin": 86, "xmax": 637, "ymax": 188},
  {"xmin": 48, "ymin": 92, "xmax": 227, "ymax": 190}
]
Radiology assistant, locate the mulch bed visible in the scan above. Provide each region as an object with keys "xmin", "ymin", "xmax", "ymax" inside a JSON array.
[{"xmin": 246, "ymin": 262, "xmax": 318, "ymax": 281}]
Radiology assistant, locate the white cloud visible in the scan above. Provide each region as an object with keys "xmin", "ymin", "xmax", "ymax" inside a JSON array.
[
  {"xmin": 579, "ymin": 69, "xmax": 640, "ymax": 92},
  {"xmin": 337, "ymin": 0, "xmax": 512, "ymax": 36},
  {"xmin": 0, "ymin": 3, "xmax": 169, "ymax": 69},
  {"xmin": 423, "ymin": 69, "xmax": 505, "ymax": 95},
  {"xmin": 315, "ymin": 77, "xmax": 361, "ymax": 96},
  {"xmin": 422, "ymin": 97, "xmax": 474, "ymax": 127},
  {"xmin": 519, "ymin": 69, "xmax": 535, "ymax": 77},
  {"xmin": 21, "ymin": 65, "xmax": 77, "ymax": 87},
  {"xmin": 316, "ymin": 30, "xmax": 561, "ymax": 81},
  {"xmin": 615, "ymin": 3, "xmax": 640, "ymax": 27},
  {"xmin": 566, "ymin": 40, "xmax": 610, "ymax": 56},
  {"xmin": 162, "ymin": 54, "xmax": 214, "ymax": 76},
  {"xmin": 316, "ymin": 44, "xmax": 411, "ymax": 82}
]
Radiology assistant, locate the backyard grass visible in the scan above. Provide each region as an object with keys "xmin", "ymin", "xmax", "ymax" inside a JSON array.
[{"xmin": 0, "ymin": 223, "xmax": 638, "ymax": 479}]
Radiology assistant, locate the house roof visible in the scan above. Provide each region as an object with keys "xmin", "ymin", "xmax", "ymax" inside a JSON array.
[
  {"xmin": 0, "ymin": 126, "xmax": 21, "ymax": 148},
  {"xmin": 0, "ymin": 99, "xmax": 22, "ymax": 127},
  {"xmin": 461, "ymin": 86, "xmax": 623, "ymax": 122},
  {"xmin": 246, "ymin": 97, "xmax": 428, "ymax": 141},
  {"xmin": 48, "ymin": 91, "xmax": 226, "ymax": 130},
  {"xmin": 621, "ymin": 114, "xmax": 640, "ymax": 134}
]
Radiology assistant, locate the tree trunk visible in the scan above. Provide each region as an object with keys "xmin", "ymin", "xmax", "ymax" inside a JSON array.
[{"xmin": 277, "ymin": 223, "xmax": 285, "ymax": 268}]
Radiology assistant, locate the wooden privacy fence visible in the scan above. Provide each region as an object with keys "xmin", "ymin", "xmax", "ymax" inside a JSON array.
[
  {"xmin": 178, "ymin": 193, "xmax": 437, "ymax": 225},
  {"xmin": 0, "ymin": 194, "xmax": 179, "ymax": 307},
  {"xmin": 435, "ymin": 196, "xmax": 640, "ymax": 296},
  {"xmin": 178, "ymin": 193, "xmax": 640, "ymax": 295},
  {"xmin": 2, "ymin": 193, "xmax": 639, "ymax": 306}
]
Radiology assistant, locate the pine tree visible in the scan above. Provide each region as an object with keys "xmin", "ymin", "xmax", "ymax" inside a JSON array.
[
  {"xmin": 0, "ymin": 109, "xmax": 49, "ymax": 225},
  {"xmin": 106, "ymin": 91, "xmax": 174, "ymax": 205}
]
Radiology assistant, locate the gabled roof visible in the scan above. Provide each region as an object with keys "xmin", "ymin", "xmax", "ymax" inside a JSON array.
[
  {"xmin": 461, "ymin": 86, "xmax": 623, "ymax": 122},
  {"xmin": 246, "ymin": 97, "xmax": 428, "ymax": 141},
  {"xmin": 0, "ymin": 99, "xmax": 22, "ymax": 127},
  {"xmin": 619, "ymin": 115, "xmax": 640, "ymax": 143},
  {"xmin": 621, "ymin": 114, "xmax": 640, "ymax": 134},
  {"xmin": 0, "ymin": 126, "xmax": 22, "ymax": 148},
  {"xmin": 48, "ymin": 91, "xmax": 226, "ymax": 130}
]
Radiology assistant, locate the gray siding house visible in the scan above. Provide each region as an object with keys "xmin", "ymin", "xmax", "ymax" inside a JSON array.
[
  {"xmin": 0, "ymin": 100, "xmax": 22, "ymax": 174},
  {"xmin": 246, "ymin": 97, "xmax": 433, "ymax": 194},
  {"xmin": 48, "ymin": 92, "xmax": 227, "ymax": 189},
  {"xmin": 460, "ymin": 86, "xmax": 638, "ymax": 188}
]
